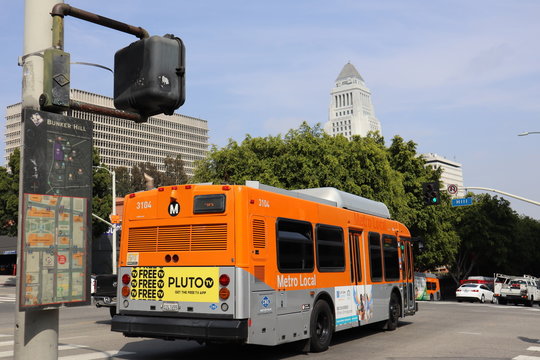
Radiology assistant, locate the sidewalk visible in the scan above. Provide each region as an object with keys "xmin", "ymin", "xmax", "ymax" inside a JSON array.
[{"xmin": 0, "ymin": 275, "xmax": 16, "ymax": 286}]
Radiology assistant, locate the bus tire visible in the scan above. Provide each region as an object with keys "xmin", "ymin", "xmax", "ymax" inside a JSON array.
[
  {"xmin": 386, "ymin": 293, "xmax": 400, "ymax": 331},
  {"xmin": 309, "ymin": 300, "xmax": 334, "ymax": 353}
]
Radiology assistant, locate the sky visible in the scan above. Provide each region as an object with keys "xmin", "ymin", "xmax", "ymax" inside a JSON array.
[{"xmin": 1, "ymin": 1, "xmax": 540, "ymax": 219}]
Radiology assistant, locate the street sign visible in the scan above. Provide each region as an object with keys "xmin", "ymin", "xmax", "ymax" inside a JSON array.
[
  {"xmin": 447, "ymin": 184, "xmax": 458, "ymax": 195},
  {"xmin": 451, "ymin": 197, "xmax": 473, "ymax": 207}
]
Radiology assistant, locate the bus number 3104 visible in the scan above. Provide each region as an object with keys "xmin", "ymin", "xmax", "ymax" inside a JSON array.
[
  {"xmin": 258, "ymin": 199, "xmax": 270, "ymax": 208},
  {"xmin": 136, "ymin": 201, "xmax": 152, "ymax": 209}
]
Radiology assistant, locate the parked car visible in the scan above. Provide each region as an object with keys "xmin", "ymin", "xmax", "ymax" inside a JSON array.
[{"xmin": 456, "ymin": 283, "xmax": 494, "ymax": 303}]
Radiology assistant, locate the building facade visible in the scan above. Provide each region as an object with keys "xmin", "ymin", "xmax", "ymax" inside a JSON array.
[
  {"xmin": 422, "ymin": 153, "xmax": 465, "ymax": 197},
  {"xmin": 324, "ymin": 62, "xmax": 382, "ymax": 139},
  {"xmin": 4, "ymin": 89, "xmax": 209, "ymax": 176}
]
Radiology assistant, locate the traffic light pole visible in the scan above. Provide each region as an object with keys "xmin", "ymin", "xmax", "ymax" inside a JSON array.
[
  {"xmin": 464, "ymin": 186, "xmax": 540, "ymax": 206},
  {"xmin": 15, "ymin": 1, "xmax": 61, "ymax": 358}
]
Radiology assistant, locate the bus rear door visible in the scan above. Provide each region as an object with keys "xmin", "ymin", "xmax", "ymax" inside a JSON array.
[{"xmin": 402, "ymin": 239, "xmax": 416, "ymax": 314}]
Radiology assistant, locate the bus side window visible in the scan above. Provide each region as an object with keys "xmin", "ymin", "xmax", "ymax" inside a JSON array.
[
  {"xmin": 316, "ymin": 224, "xmax": 345, "ymax": 272},
  {"xmin": 276, "ymin": 218, "xmax": 314, "ymax": 273},
  {"xmin": 369, "ymin": 232, "xmax": 383, "ymax": 282},
  {"xmin": 382, "ymin": 235, "xmax": 400, "ymax": 281}
]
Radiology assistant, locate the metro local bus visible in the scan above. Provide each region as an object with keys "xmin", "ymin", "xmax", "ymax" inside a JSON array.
[
  {"xmin": 414, "ymin": 272, "xmax": 441, "ymax": 301},
  {"xmin": 111, "ymin": 181, "xmax": 417, "ymax": 352}
]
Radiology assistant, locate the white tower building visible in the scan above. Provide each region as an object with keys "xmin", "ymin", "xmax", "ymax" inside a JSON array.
[{"xmin": 324, "ymin": 62, "xmax": 382, "ymax": 139}]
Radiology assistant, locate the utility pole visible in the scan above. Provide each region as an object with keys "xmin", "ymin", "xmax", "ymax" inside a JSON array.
[{"xmin": 15, "ymin": 0, "xmax": 62, "ymax": 358}]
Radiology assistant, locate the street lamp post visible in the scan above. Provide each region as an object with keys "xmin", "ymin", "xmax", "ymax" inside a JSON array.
[
  {"xmin": 518, "ymin": 131, "xmax": 540, "ymax": 136},
  {"xmin": 93, "ymin": 166, "xmax": 117, "ymax": 274}
]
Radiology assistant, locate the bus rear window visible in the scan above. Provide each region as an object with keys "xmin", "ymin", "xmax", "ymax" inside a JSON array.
[{"xmin": 194, "ymin": 194, "xmax": 226, "ymax": 214}]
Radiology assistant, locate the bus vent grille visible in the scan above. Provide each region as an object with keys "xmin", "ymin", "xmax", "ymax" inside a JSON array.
[
  {"xmin": 252, "ymin": 219, "xmax": 266, "ymax": 249},
  {"xmin": 128, "ymin": 227, "xmax": 158, "ymax": 252},
  {"xmin": 190, "ymin": 224, "xmax": 227, "ymax": 251},
  {"xmin": 254, "ymin": 266, "xmax": 265, "ymax": 282},
  {"xmin": 128, "ymin": 224, "xmax": 227, "ymax": 252},
  {"xmin": 157, "ymin": 225, "xmax": 190, "ymax": 251}
]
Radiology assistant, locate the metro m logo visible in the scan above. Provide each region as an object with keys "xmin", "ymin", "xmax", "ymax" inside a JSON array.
[{"xmin": 168, "ymin": 202, "xmax": 180, "ymax": 216}]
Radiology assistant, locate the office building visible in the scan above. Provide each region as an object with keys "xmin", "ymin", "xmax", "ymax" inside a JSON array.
[
  {"xmin": 422, "ymin": 153, "xmax": 465, "ymax": 197},
  {"xmin": 4, "ymin": 89, "xmax": 209, "ymax": 176}
]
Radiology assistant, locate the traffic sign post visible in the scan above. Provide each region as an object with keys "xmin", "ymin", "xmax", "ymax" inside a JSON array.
[{"xmin": 451, "ymin": 198, "xmax": 473, "ymax": 207}]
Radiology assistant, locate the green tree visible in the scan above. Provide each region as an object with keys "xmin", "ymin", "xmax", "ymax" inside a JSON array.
[
  {"xmin": 512, "ymin": 215, "xmax": 540, "ymax": 275},
  {"xmin": 450, "ymin": 193, "xmax": 518, "ymax": 282},
  {"xmin": 0, "ymin": 148, "xmax": 20, "ymax": 236},
  {"xmin": 194, "ymin": 122, "xmax": 460, "ymax": 271},
  {"xmin": 162, "ymin": 155, "xmax": 188, "ymax": 186},
  {"xmin": 387, "ymin": 136, "xmax": 460, "ymax": 271},
  {"xmin": 92, "ymin": 148, "xmax": 113, "ymax": 239},
  {"xmin": 115, "ymin": 166, "xmax": 132, "ymax": 197},
  {"xmin": 131, "ymin": 162, "xmax": 161, "ymax": 191}
]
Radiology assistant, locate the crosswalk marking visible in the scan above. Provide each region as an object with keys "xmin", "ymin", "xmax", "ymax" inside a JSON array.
[
  {"xmin": 529, "ymin": 347, "xmax": 540, "ymax": 352},
  {"xmin": 0, "ymin": 334, "xmax": 134, "ymax": 360},
  {"xmin": 0, "ymin": 344, "xmax": 90, "ymax": 358},
  {"xmin": 513, "ymin": 356, "xmax": 540, "ymax": 360}
]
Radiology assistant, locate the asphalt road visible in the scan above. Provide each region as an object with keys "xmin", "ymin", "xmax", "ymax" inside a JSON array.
[{"xmin": 0, "ymin": 285, "xmax": 539, "ymax": 360}]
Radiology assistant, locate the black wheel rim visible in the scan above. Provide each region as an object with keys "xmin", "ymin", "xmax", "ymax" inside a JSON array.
[
  {"xmin": 316, "ymin": 310, "xmax": 330, "ymax": 343},
  {"xmin": 390, "ymin": 299, "xmax": 399, "ymax": 322}
]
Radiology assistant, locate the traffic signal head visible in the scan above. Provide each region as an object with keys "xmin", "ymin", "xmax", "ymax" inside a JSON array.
[
  {"xmin": 422, "ymin": 181, "xmax": 440, "ymax": 205},
  {"xmin": 114, "ymin": 34, "xmax": 185, "ymax": 122}
]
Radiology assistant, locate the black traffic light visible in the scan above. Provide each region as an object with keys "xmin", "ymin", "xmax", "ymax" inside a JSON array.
[
  {"xmin": 114, "ymin": 34, "xmax": 185, "ymax": 122},
  {"xmin": 422, "ymin": 181, "xmax": 440, "ymax": 205}
]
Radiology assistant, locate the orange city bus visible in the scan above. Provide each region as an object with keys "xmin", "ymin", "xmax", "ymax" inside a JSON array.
[{"xmin": 111, "ymin": 181, "xmax": 417, "ymax": 352}]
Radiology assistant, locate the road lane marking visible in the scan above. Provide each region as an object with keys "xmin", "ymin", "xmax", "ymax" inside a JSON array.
[
  {"xmin": 457, "ymin": 331, "xmax": 481, "ymax": 335},
  {"xmin": 514, "ymin": 356, "xmax": 540, "ymax": 360},
  {"xmin": 0, "ymin": 341, "xmax": 13, "ymax": 346},
  {"xmin": 528, "ymin": 347, "xmax": 540, "ymax": 352},
  {"xmin": 0, "ymin": 344, "xmax": 89, "ymax": 358},
  {"xmin": 59, "ymin": 350, "xmax": 135, "ymax": 360},
  {"xmin": 61, "ymin": 336, "xmax": 90, "ymax": 341}
]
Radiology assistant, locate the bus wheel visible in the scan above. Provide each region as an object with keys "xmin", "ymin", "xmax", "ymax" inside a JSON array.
[
  {"xmin": 387, "ymin": 293, "xmax": 401, "ymax": 331},
  {"xmin": 309, "ymin": 300, "xmax": 334, "ymax": 353}
]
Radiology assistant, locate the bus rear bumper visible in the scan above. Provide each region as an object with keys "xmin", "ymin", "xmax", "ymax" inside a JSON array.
[{"xmin": 111, "ymin": 314, "xmax": 248, "ymax": 342}]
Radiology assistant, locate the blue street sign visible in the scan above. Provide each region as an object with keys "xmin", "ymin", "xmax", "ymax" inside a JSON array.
[{"xmin": 451, "ymin": 197, "xmax": 473, "ymax": 207}]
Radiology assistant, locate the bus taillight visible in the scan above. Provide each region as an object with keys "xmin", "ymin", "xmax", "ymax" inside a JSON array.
[
  {"xmin": 219, "ymin": 274, "xmax": 230, "ymax": 286},
  {"xmin": 122, "ymin": 286, "xmax": 130, "ymax": 297},
  {"xmin": 122, "ymin": 274, "xmax": 131, "ymax": 285},
  {"xmin": 219, "ymin": 287, "xmax": 230, "ymax": 300}
]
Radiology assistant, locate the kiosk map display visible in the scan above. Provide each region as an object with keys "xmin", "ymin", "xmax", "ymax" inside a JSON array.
[{"xmin": 20, "ymin": 109, "xmax": 92, "ymax": 309}]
